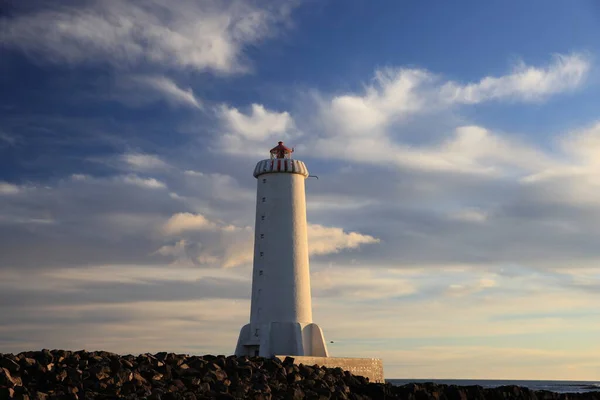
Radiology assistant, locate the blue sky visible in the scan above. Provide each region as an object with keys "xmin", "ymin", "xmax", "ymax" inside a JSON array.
[{"xmin": 1, "ymin": 0, "xmax": 600, "ymax": 380}]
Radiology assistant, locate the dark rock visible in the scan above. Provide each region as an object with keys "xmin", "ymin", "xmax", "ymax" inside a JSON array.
[
  {"xmin": 18, "ymin": 359, "xmax": 36, "ymax": 370},
  {"xmin": 109, "ymin": 358, "xmax": 121, "ymax": 374},
  {"xmin": 131, "ymin": 372, "xmax": 147, "ymax": 387},
  {"xmin": 287, "ymin": 370, "xmax": 302, "ymax": 384},
  {"xmin": 236, "ymin": 365, "xmax": 253, "ymax": 379},
  {"xmin": 299, "ymin": 364, "xmax": 315, "ymax": 378},
  {"xmin": 2, "ymin": 350, "xmax": 599, "ymax": 400},
  {"xmin": 0, "ymin": 387, "xmax": 15, "ymax": 400},
  {"xmin": 1, "ymin": 367, "xmax": 22, "ymax": 387},
  {"xmin": 0, "ymin": 359, "xmax": 20, "ymax": 374},
  {"xmin": 290, "ymin": 387, "xmax": 305, "ymax": 400},
  {"xmin": 32, "ymin": 392, "xmax": 48, "ymax": 400},
  {"xmin": 198, "ymin": 382, "xmax": 211, "ymax": 393},
  {"xmin": 35, "ymin": 351, "xmax": 53, "ymax": 366},
  {"xmin": 282, "ymin": 356, "xmax": 295, "ymax": 367},
  {"xmin": 148, "ymin": 390, "xmax": 163, "ymax": 400},
  {"xmin": 168, "ymin": 379, "xmax": 186, "ymax": 392}
]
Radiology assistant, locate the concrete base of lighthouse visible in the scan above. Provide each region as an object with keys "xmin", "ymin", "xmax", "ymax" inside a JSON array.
[
  {"xmin": 235, "ymin": 322, "xmax": 328, "ymax": 358},
  {"xmin": 274, "ymin": 356, "xmax": 385, "ymax": 383}
]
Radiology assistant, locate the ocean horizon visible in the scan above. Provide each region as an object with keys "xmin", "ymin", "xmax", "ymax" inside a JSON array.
[{"xmin": 388, "ymin": 379, "xmax": 600, "ymax": 394}]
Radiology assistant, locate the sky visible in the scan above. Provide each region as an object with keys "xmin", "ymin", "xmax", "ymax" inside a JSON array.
[{"xmin": 1, "ymin": 0, "xmax": 600, "ymax": 380}]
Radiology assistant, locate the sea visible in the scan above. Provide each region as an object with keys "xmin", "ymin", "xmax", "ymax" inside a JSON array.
[{"xmin": 387, "ymin": 379, "xmax": 600, "ymax": 394}]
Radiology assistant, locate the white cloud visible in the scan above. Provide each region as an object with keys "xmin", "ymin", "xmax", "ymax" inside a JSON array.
[
  {"xmin": 41, "ymin": 264, "xmax": 242, "ymax": 286},
  {"xmin": 519, "ymin": 122, "xmax": 600, "ymax": 205},
  {"xmin": 184, "ymin": 170, "xmax": 204, "ymax": 177},
  {"xmin": 308, "ymin": 224, "xmax": 380, "ymax": 255},
  {"xmin": 158, "ymin": 213, "xmax": 252, "ymax": 268},
  {"xmin": 122, "ymin": 153, "xmax": 169, "ymax": 170},
  {"xmin": 445, "ymin": 278, "xmax": 497, "ymax": 297},
  {"xmin": 221, "ymin": 104, "xmax": 293, "ymax": 140},
  {"xmin": 216, "ymin": 103, "xmax": 297, "ymax": 156},
  {"xmin": 1, "ymin": 0, "xmax": 295, "ymax": 74},
  {"xmin": 70, "ymin": 172, "xmax": 168, "ymax": 190},
  {"xmin": 70, "ymin": 174, "xmax": 89, "ymax": 181},
  {"xmin": 560, "ymin": 121, "xmax": 600, "ymax": 167},
  {"xmin": 324, "ymin": 68, "xmax": 433, "ymax": 134},
  {"xmin": 315, "ymin": 53, "xmax": 589, "ymax": 144},
  {"xmin": 157, "ymin": 214, "xmax": 379, "ymax": 268},
  {"xmin": 448, "ymin": 209, "xmax": 488, "ymax": 223},
  {"xmin": 162, "ymin": 213, "xmax": 219, "ymax": 235},
  {"xmin": 128, "ymin": 75, "xmax": 202, "ymax": 109},
  {"xmin": 0, "ymin": 182, "xmax": 20, "ymax": 195},
  {"xmin": 242, "ymin": 53, "xmax": 582, "ymax": 183},
  {"xmin": 312, "ymin": 124, "xmax": 550, "ymax": 176},
  {"xmin": 119, "ymin": 174, "xmax": 166, "ymax": 189},
  {"xmin": 440, "ymin": 53, "xmax": 590, "ymax": 104},
  {"xmin": 0, "ymin": 216, "xmax": 55, "ymax": 225}
]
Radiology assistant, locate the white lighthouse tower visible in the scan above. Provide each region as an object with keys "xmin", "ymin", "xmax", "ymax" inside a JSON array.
[{"xmin": 235, "ymin": 141, "xmax": 329, "ymax": 358}]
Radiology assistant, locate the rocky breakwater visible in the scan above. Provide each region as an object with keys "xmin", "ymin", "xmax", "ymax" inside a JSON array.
[{"xmin": 0, "ymin": 350, "xmax": 599, "ymax": 400}]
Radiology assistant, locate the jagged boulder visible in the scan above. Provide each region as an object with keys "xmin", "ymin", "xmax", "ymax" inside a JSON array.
[{"xmin": 0, "ymin": 351, "xmax": 599, "ymax": 399}]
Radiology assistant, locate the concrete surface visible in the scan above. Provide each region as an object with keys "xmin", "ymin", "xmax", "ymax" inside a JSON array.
[{"xmin": 275, "ymin": 355, "xmax": 385, "ymax": 383}]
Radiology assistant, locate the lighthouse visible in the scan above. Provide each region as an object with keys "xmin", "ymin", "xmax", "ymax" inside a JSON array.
[{"xmin": 235, "ymin": 141, "xmax": 329, "ymax": 358}]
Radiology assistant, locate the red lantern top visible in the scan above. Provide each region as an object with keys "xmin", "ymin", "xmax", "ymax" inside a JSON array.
[{"xmin": 269, "ymin": 141, "xmax": 293, "ymax": 159}]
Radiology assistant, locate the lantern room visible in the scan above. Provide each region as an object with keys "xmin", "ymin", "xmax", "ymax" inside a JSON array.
[{"xmin": 270, "ymin": 141, "xmax": 293, "ymax": 159}]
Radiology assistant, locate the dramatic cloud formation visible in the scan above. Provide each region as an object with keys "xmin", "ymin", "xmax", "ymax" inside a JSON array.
[
  {"xmin": 158, "ymin": 212, "xmax": 380, "ymax": 268},
  {"xmin": 1, "ymin": 0, "xmax": 296, "ymax": 74},
  {"xmin": 309, "ymin": 53, "xmax": 589, "ymax": 176},
  {"xmin": 316, "ymin": 53, "xmax": 590, "ymax": 139}
]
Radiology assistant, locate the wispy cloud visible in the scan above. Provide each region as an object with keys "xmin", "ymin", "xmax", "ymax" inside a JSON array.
[
  {"xmin": 440, "ymin": 53, "xmax": 590, "ymax": 104},
  {"xmin": 0, "ymin": 182, "xmax": 21, "ymax": 195},
  {"xmin": 221, "ymin": 104, "xmax": 293, "ymax": 140},
  {"xmin": 216, "ymin": 103, "xmax": 297, "ymax": 156},
  {"xmin": 323, "ymin": 68, "xmax": 433, "ymax": 134},
  {"xmin": 127, "ymin": 75, "xmax": 203, "ymax": 110},
  {"xmin": 0, "ymin": 0, "xmax": 297, "ymax": 74},
  {"xmin": 119, "ymin": 174, "xmax": 166, "ymax": 189},
  {"xmin": 122, "ymin": 152, "xmax": 170, "ymax": 170},
  {"xmin": 311, "ymin": 124, "xmax": 550, "ymax": 176},
  {"xmin": 162, "ymin": 212, "xmax": 223, "ymax": 235},
  {"xmin": 0, "ymin": 131, "xmax": 17, "ymax": 146},
  {"xmin": 316, "ymin": 53, "xmax": 590, "ymax": 141}
]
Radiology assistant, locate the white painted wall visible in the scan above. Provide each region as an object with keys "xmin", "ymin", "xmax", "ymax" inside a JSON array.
[{"xmin": 251, "ymin": 171, "xmax": 312, "ymax": 326}]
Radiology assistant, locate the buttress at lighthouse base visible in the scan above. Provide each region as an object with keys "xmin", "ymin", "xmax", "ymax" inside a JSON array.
[{"xmin": 234, "ymin": 142, "xmax": 384, "ymax": 383}]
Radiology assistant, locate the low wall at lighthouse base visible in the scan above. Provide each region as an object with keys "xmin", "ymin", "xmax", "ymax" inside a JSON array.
[{"xmin": 274, "ymin": 355, "xmax": 384, "ymax": 383}]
